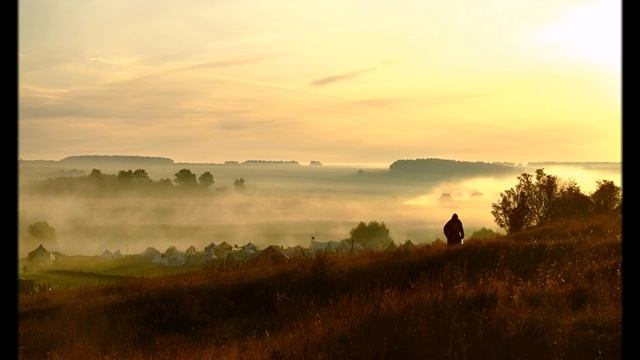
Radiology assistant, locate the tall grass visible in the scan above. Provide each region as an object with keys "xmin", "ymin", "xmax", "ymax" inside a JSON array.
[{"xmin": 19, "ymin": 214, "xmax": 621, "ymax": 359}]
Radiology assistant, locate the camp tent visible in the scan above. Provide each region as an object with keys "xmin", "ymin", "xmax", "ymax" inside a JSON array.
[
  {"xmin": 27, "ymin": 244, "xmax": 57, "ymax": 266},
  {"xmin": 253, "ymin": 245, "xmax": 290, "ymax": 265},
  {"xmin": 142, "ymin": 247, "xmax": 160, "ymax": 258}
]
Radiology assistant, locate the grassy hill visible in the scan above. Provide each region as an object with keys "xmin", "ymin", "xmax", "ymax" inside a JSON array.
[{"xmin": 18, "ymin": 214, "xmax": 621, "ymax": 359}]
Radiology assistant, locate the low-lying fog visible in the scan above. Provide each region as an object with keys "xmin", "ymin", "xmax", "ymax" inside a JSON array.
[{"xmin": 18, "ymin": 163, "xmax": 620, "ymax": 257}]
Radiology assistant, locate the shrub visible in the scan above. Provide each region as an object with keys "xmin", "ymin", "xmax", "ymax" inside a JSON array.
[{"xmin": 349, "ymin": 221, "xmax": 393, "ymax": 250}]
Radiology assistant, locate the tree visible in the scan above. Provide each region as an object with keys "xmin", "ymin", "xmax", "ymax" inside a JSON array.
[
  {"xmin": 349, "ymin": 221, "xmax": 393, "ymax": 250},
  {"xmin": 590, "ymin": 180, "xmax": 621, "ymax": 213},
  {"xmin": 155, "ymin": 178, "xmax": 173, "ymax": 189},
  {"xmin": 552, "ymin": 180, "xmax": 592, "ymax": 220},
  {"xmin": 174, "ymin": 169, "xmax": 197, "ymax": 186},
  {"xmin": 89, "ymin": 169, "xmax": 103, "ymax": 179},
  {"xmin": 27, "ymin": 221, "xmax": 56, "ymax": 245},
  {"xmin": 234, "ymin": 178, "xmax": 246, "ymax": 191},
  {"xmin": 117, "ymin": 170, "xmax": 134, "ymax": 185},
  {"xmin": 492, "ymin": 169, "xmax": 561, "ymax": 233},
  {"xmin": 133, "ymin": 169, "xmax": 151, "ymax": 184},
  {"xmin": 198, "ymin": 172, "xmax": 214, "ymax": 188},
  {"xmin": 531, "ymin": 169, "xmax": 559, "ymax": 226},
  {"xmin": 492, "ymin": 188, "xmax": 530, "ymax": 234},
  {"xmin": 492, "ymin": 172, "xmax": 535, "ymax": 234},
  {"xmin": 87, "ymin": 168, "xmax": 106, "ymax": 192}
]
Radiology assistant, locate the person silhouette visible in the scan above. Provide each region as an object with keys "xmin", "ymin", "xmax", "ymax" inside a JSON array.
[{"xmin": 443, "ymin": 213, "xmax": 464, "ymax": 246}]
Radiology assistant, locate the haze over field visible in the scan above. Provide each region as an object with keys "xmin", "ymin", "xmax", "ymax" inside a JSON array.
[
  {"xmin": 18, "ymin": 0, "xmax": 620, "ymax": 256},
  {"xmin": 18, "ymin": 158, "xmax": 620, "ymax": 256}
]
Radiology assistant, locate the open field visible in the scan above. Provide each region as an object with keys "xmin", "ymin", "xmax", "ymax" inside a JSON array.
[{"xmin": 19, "ymin": 255, "xmax": 205, "ymax": 289}]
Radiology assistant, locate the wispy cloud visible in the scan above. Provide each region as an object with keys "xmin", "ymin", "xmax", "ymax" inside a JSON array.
[
  {"xmin": 86, "ymin": 57, "xmax": 140, "ymax": 68},
  {"xmin": 308, "ymin": 68, "xmax": 376, "ymax": 87},
  {"xmin": 93, "ymin": 55, "xmax": 283, "ymax": 90},
  {"xmin": 185, "ymin": 55, "xmax": 278, "ymax": 70},
  {"xmin": 20, "ymin": 85, "xmax": 70, "ymax": 100},
  {"xmin": 350, "ymin": 92, "xmax": 495, "ymax": 110},
  {"xmin": 415, "ymin": 92, "xmax": 498, "ymax": 107},
  {"xmin": 214, "ymin": 118, "xmax": 280, "ymax": 131},
  {"xmin": 352, "ymin": 98, "xmax": 401, "ymax": 108}
]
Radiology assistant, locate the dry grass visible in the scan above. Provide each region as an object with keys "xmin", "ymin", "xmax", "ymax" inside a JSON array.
[{"xmin": 19, "ymin": 214, "xmax": 621, "ymax": 359}]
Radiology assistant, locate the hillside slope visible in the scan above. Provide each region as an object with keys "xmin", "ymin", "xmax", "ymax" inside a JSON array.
[{"xmin": 19, "ymin": 214, "xmax": 621, "ymax": 359}]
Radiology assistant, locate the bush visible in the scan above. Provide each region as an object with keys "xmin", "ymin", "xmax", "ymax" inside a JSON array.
[
  {"xmin": 590, "ymin": 180, "xmax": 621, "ymax": 213},
  {"xmin": 552, "ymin": 180, "xmax": 592, "ymax": 220},
  {"xmin": 349, "ymin": 221, "xmax": 393, "ymax": 250},
  {"xmin": 469, "ymin": 227, "xmax": 499, "ymax": 241}
]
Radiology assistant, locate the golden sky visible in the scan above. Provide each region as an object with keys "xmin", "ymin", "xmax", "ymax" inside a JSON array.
[{"xmin": 19, "ymin": 0, "xmax": 621, "ymax": 164}]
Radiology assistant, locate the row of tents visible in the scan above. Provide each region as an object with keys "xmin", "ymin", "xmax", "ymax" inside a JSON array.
[
  {"xmin": 142, "ymin": 242, "xmax": 287, "ymax": 267},
  {"xmin": 24, "ymin": 245, "xmax": 126, "ymax": 271},
  {"xmin": 24, "ymin": 238, "xmax": 418, "ymax": 270},
  {"xmin": 141, "ymin": 238, "xmax": 416, "ymax": 267}
]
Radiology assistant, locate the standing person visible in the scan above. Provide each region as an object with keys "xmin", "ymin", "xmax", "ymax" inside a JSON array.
[{"xmin": 443, "ymin": 213, "xmax": 465, "ymax": 246}]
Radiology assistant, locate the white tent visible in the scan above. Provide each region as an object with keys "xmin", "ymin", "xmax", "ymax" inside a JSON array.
[
  {"xmin": 152, "ymin": 253, "xmax": 167, "ymax": 265},
  {"xmin": 166, "ymin": 253, "xmax": 186, "ymax": 266},
  {"xmin": 203, "ymin": 251, "xmax": 218, "ymax": 264},
  {"xmin": 310, "ymin": 240, "xmax": 340, "ymax": 253}
]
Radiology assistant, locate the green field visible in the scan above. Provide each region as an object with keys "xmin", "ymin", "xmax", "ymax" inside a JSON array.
[{"xmin": 20, "ymin": 255, "xmax": 205, "ymax": 290}]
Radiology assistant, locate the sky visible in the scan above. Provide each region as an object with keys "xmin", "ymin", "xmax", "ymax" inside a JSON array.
[{"xmin": 19, "ymin": 0, "xmax": 621, "ymax": 165}]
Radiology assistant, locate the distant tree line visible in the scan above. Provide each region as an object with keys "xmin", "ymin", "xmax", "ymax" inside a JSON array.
[
  {"xmin": 357, "ymin": 158, "xmax": 522, "ymax": 182},
  {"xmin": 59, "ymin": 155, "xmax": 174, "ymax": 165},
  {"xmin": 242, "ymin": 160, "xmax": 300, "ymax": 165},
  {"xmin": 389, "ymin": 158, "xmax": 521, "ymax": 175},
  {"xmin": 491, "ymin": 169, "xmax": 621, "ymax": 234},
  {"xmin": 35, "ymin": 168, "xmax": 248, "ymax": 196}
]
